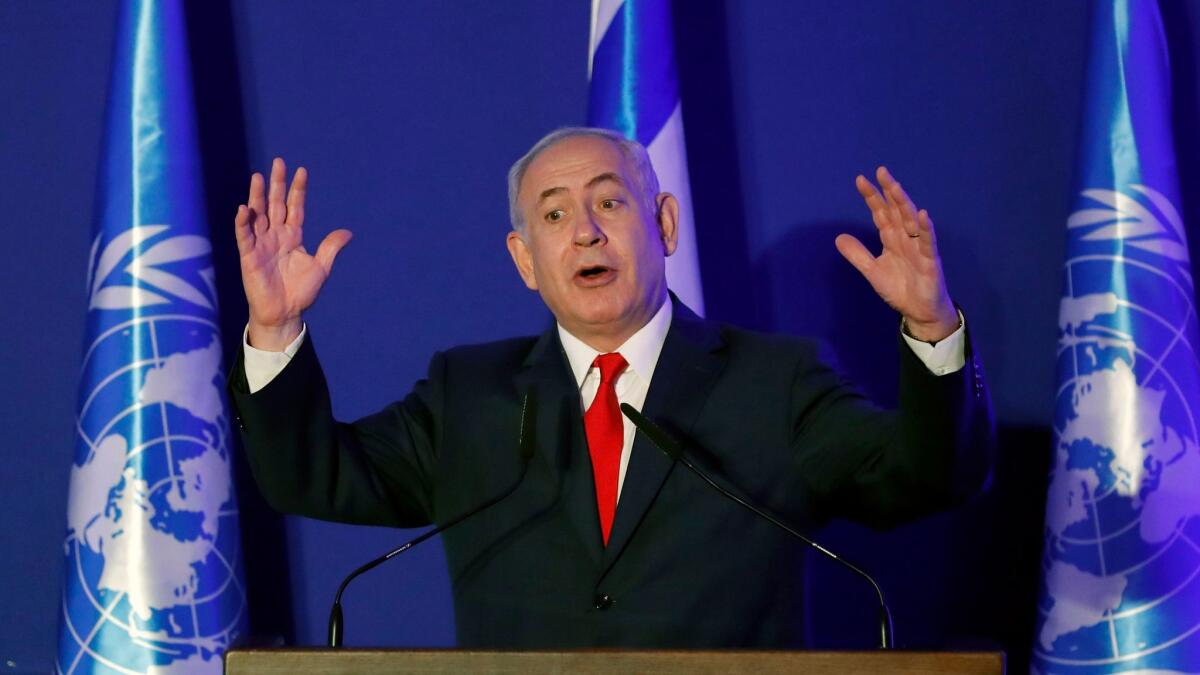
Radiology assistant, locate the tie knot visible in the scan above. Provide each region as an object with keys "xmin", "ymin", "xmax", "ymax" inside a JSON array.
[{"xmin": 593, "ymin": 352, "xmax": 628, "ymax": 383}]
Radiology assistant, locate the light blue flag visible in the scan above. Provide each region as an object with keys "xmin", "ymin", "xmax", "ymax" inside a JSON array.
[
  {"xmin": 588, "ymin": 0, "xmax": 705, "ymax": 315},
  {"xmin": 1035, "ymin": 1, "xmax": 1200, "ymax": 672},
  {"xmin": 56, "ymin": 1, "xmax": 248, "ymax": 672}
]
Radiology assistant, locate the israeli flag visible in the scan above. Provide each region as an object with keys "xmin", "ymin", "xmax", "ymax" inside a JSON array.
[
  {"xmin": 588, "ymin": 0, "xmax": 705, "ymax": 315},
  {"xmin": 56, "ymin": 1, "xmax": 248, "ymax": 672},
  {"xmin": 1035, "ymin": 1, "xmax": 1200, "ymax": 671}
]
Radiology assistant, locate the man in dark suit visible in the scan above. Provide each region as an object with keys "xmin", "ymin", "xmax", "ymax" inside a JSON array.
[{"xmin": 229, "ymin": 127, "xmax": 993, "ymax": 647}]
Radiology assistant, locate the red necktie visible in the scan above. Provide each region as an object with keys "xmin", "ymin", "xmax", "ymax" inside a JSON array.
[{"xmin": 585, "ymin": 352, "xmax": 628, "ymax": 546}]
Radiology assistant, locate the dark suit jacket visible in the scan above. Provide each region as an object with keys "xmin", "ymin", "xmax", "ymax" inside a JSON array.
[{"xmin": 229, "ymin": 300, "xmax": 993, "ymax": 648}]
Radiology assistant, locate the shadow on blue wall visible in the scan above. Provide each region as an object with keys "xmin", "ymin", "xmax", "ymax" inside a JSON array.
[
  {"xmin": 674, "ymin": 0, "xmax": 756, "ymax": 329},
  {"xmin": 1163, "ymin": 1, "xmax": 1200, "ymax": 273},
  {"xmin": 185, "ymin": 1, "xmax": 295, "ymax": 646}
]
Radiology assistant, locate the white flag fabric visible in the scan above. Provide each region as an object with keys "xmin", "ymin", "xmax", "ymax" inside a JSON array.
[{"xmin": 588, "ymin": 0, "xmax": 705, "ymax": 315}]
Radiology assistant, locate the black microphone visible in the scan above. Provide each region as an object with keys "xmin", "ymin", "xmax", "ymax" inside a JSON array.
[
  {"xmin": 327, "ymin": 391, "xmax": 538, "ymax": 647},
  {"xmin": 619, "ymin": 402, "xmax": 895, "ymax": 649}
]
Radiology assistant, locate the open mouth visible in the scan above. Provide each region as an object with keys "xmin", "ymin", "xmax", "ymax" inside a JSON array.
[{"xmin": 575, "ymin": 265, "xmax": 615, "ymax": 286}]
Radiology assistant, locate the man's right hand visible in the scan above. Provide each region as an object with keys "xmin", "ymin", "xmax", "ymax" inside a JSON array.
[{"xmin": 235, "ymin": 158, "xmax": 352, "ymax": 351}]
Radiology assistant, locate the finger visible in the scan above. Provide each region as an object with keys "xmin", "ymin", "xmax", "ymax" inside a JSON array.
[
  {"xmin": 268, "ymin": 157, "xmax": 287, "ymax": 229},
  {"xmin": 834, "ymin": 233, "xmax": 877, "ymax": 278},
  {"xmin": 248, "ymin": 172, "xmax": 265, "ymax": 211},
  {"xmin": 876, "ymin": 166, "xmax": 905, "ymax": 213},
  {"xmin": 878, "ymin": 168, "xmax": 920, "ymax": 238},
  {"xmin": 881, "ymin": 194, "xmax": 909, "ymax": 241},
  {"xmin": 891, "ymin": 183, "xmax": 921, "ymax": 234},
  {"xmin": 855, "ymin": 175, "xmax": 891, "ymax": 231},
  {"xmin": 918, "ymin": 209, "xmax": 939, "ymax": 256},
  {"xmin": 855, "ymin": 174, "xmax": 887, "ymax": 210},
  {"xmin": 285, "ymin": 166, "xmax": 308, "ymax": 228},
  {"xmin": 891, "ymin": 200, "xmax": 912, "ymax": 239},
  {"xmin": 250, "ymin": 205, "xmax": 269, "ymax": 238},
  {"xmin": 247, "ymin": 172, "xmax": 266, "ymax": 233},
  {"xmin": 878, "ymin": 216, "xmax": 906, "ymax": 255},
  {"xmin": 234, "ymin": 204, "xmax": 255, "ymax": 254},
  {"xmin": 876, "ymin": 165, "xmax": 897, "ymax": 193},
  {"xmin": 888, "ymin": 219, "xmax": 922, "ymax": 263},
  {"xmin": 314, "ymin": 229, "xmax": 354, "ymax": 274}
]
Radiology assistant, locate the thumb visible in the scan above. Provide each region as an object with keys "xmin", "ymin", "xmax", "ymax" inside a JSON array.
[
  {"xmin": 834, "ymin": 233, "xmax": 876, "ymax": 278},
  {"xmin": 315, "ymin": 229, "xmax": 353, "ymax": 274}
]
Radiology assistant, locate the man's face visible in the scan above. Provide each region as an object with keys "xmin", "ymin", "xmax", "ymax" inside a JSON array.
[{"xmin": 507, "ymin": 136, "xmax": 678, "ymax": 350}]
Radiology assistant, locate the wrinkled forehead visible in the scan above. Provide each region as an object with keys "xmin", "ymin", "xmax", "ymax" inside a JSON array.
[{"xmin": 519, "ymin": 136, "xmax": 636, "ymax": 201}]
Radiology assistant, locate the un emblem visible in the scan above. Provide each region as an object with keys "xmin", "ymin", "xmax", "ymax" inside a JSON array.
[
  {"xmin": 59, "ymin": 225, "xmax": 246, "ymax": 673},
  {"xmin": 1036, "ymin": 186, "xmax": 1200, "ymax": 672}
]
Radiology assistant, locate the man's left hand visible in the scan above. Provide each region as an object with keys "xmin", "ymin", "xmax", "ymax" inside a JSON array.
[{"xmin": 835, "ymin": 166, "xmax": 959, "ymax": 343}]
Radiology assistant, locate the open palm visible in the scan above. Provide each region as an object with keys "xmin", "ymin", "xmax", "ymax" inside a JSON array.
[
  {"xmin": 835, "ymin": 166, "xmax": 958, "ymax": 342},
  {"xmin": 234, "ymin": 158, "xmax": 352, "ymax": 349}
]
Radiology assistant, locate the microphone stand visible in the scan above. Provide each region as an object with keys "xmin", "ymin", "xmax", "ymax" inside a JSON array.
[
  {"xmin": 327, "ymin": 392, "xmax": 536, "ymax": 647},
  {"xmin": 620, "ymin": 403, "xmax": 894, "ymax": 649}
]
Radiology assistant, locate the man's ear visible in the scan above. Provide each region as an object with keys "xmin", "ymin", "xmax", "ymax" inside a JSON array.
[
  {"xmin": 506, "ymin": 230, "xmax": 539, "ymax": 291},
  {"xmin": 655, "ymin": 192, "xmax": 680, "ymax": 257}
]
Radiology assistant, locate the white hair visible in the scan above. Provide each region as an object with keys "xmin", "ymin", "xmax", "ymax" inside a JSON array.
[{"xmin": 507, "ymin": 127, "xmax": 661, "ymax": 232}]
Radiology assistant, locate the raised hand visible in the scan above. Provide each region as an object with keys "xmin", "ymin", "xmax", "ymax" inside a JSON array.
[
  {"xmin": 234, "ymin": 158, "xmax": 353, "ymax": 350},
  {"xmin": 835, "ymin": 166, "xmax": 959, "ymax": 343}
]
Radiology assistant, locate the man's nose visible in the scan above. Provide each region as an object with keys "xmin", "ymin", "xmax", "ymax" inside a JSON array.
[{"xmin": 573, "ymin": 211, "xmax": 607, "ymax": 247}]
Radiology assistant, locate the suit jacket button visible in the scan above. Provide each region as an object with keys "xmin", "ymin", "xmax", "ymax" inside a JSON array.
[
  {"xmin": 593, "ymin": 593, "xmax": 613, "ymax": 610},
  {"xmin": 234, "ymin": 416, "xmax": 246, "ymax": 431}
]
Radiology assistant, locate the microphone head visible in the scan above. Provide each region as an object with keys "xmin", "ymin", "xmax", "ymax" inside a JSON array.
[
  {"xmin": 619, "ymin": 403, "xmax": 684, "ymax": 461},
  {"xmin": 327, "ymin": 601, "xmax": 344, "ymax": 648}
]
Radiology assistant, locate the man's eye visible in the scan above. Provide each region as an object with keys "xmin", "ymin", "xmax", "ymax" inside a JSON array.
[
  {"xmin": 600, "ymin": 199, "xmax": 618, "ymax": 210},
  {"xmin": 546, "ymin": 210, "xmax": 564, "ymax": 222}
]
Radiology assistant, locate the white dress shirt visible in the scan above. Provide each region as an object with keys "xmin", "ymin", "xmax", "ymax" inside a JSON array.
[
  {"xmin": 556, "ymin": 298, "xmax": 673, "ymax": 501},
  {"xmin": 242, "ymin": 302, "xmax": 968, "ymax": 504},
  {"xmin": 242, "ymin": 323, "xmax": 309, "ymax": 393}
]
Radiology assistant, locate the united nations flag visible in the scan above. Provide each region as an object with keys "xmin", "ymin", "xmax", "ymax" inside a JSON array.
[
  {"xmin": 1035, "ymin": 1, "xmax": 1200, "ymax": 672},
  {"xmin": 56, "ymin": 1, "xmax": 248, "ymax": 672}
]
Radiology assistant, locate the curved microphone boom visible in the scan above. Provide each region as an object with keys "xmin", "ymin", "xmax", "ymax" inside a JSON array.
[
  {"xmin": 327, "ymin": 392, "xmax": 538, "ymax": 647},
  {"xmin": 619, "ymin": 402, "xmax": 895, "ymax": 649}
]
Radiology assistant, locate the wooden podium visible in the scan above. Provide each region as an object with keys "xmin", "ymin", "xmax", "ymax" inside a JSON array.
[{"xmin": 225, "ymin": 649, "xmax": 1004, "ymax": 674}]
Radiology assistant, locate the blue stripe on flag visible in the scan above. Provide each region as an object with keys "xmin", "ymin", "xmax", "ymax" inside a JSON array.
[{"xmin": 587, "ymin": 0, "xmax": 679, "ymax": 146}]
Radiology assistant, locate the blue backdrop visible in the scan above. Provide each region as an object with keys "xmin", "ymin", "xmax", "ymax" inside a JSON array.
[{"xmin": 3, "ymin": 2, "xmax": 1200, "ymax": 672}]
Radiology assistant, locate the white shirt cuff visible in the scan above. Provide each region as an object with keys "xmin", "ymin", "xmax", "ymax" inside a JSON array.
[
  {"xmin": 242, "ymin": 323, "xmax": 307, "ymax": 393},
  {"xmin": 901, "ymin": 311, "xmax": 967, "ymax": 376}
]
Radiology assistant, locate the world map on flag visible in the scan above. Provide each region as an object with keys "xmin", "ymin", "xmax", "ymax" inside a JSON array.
[
  {"xmin": 59, "ymin": 226, "xmax": 246, "ymax": 674},
  {"xmin": 1035, "ymin": 186, "xmax": 1200, "ymax": 673}
]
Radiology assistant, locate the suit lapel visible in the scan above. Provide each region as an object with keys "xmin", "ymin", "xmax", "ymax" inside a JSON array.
[
  {"xmin": 601, "ymin": 300, "xmax": 726, "ymax": 570},
  {"xmin": 513, "ymin": 325, "xmax": 606, "ymax": 566}
]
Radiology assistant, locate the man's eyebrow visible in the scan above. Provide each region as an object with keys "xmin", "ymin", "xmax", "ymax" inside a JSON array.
[
  {"xmin": 536, "ymin": 173, "xmax": 625, "ymax": 205},
  {"xmin": 537, "ymin": 186, "xmax": 566, "ymax": 204},
  {"xmin": 586, "ymin": 172, "xmax": 623, "ymax": 189}
]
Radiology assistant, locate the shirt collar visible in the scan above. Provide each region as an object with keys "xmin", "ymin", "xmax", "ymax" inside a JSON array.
[{"xmin": 557, "ymin": 296, "xmax": 673, "ymax": 389}]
